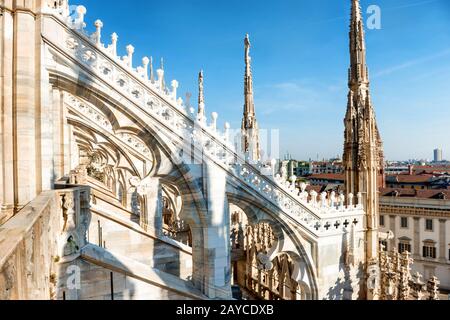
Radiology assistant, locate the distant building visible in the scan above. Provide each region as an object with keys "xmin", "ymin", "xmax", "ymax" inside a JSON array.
[
  {"xmin": 379, "ymin": 189, "xmax": 450, "ymax": 290},
  {"xmin": 385, "ymin": 167, "xmax": 450, "ymax": 190},
  {"xmin": 309, "ymin": 160, "xmax": 343, "ymax": 175},
  {"xmin": 434, "ymin": 149, "xmax": 443, "ymax": 163},
  {"xmin": 385, "ymin": 166, "xmax": 410, "ymax": 175},
  {"xmin": 307, "ymin": 173, "xmax": 345, "ymax": 186},
  {"xmin": 294, "ymin": 161, "xmax": 311, "ymax": 177},
  {"xmin": 277, "ymin": 159, "xmax": 311, "ymax": 179}
]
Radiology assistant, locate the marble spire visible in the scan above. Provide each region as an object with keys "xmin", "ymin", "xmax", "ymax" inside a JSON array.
[
  {"xmin": 241, "ymin": 34, "xmax": 260, "ymax": 162},
  {"xmin": 343, "ymin": 0, "xmax": 385, "ymax": 282}
]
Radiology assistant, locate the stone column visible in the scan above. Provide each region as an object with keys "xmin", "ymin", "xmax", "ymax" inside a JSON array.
[
  {"xmin": 0, "ymin": 7, "xmax": 15, "ymax": 223},
  {"xmin": 200, "ymin": 159, "xmax": 232, "ymax": 299},
  {"xmin": 14, "ymin": 8, "xmax": 39, "ymax": 210},
  {"xmin": 141, "ymin": 178, "xmax": 162, "ymax": 236},
  {"xmin": 389, "ymin": 215, "xmax": 396, "ymax": 250},
  {"xmin": 413, "ymin": 217, "xmax": 421, "ymax": 259},
  {"xmin": 438, "ymin": 219, "xmax": 446, "ymax": 263},
  {"xmin": 51, "ymin": 89, "xmax": 65, "ymax": 182},
  {"xmin": 40, "ymin": 65, "xmax": 56, "ymax": 191}
]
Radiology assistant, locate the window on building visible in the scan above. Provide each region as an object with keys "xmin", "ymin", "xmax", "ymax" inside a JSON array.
[
  {"xmin": 400, "ymin": 217, "xmax": 408, "ymax": 229},
  {"xmin": 398, "ymin": 242, "xmax": 412, "ymax": 254},
  {"xmin": 379, "ymin": 216, "xmax": 385, "ymax": 227},
  {"xmin": 425, "ymin": 219, "xmax": 433, "ymax": 231},
  {"xmin": 423, "ymin": 241, "xmax": 437, "ymax": 259}
]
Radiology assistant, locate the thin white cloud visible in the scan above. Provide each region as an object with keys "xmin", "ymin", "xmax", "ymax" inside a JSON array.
[
  {"xmin": 388, "ymin": 0, "xmax": 442, "ymax": 10},
  {"xmin": 373, "ymin": 48, "xmax": 450, "ymax": 78}
]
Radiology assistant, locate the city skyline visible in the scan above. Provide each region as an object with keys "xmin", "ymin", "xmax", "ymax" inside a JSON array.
[{"xmin": 79, "ymin": 0, "xmax": 449, "ymax": 161}]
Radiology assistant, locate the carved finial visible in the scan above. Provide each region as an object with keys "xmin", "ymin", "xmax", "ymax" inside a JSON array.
[
  {"xmin": 348, "ymin": 193, "xmax": 354, "ymax": 208},
  {"xmin": 94, "ymin": 20, "xmax": 103, "ymax": 46},
  {"xmin": 189, "ymin": 107, "xmax": 195, "ymax": 118},
  {"xmin": 300, "ymin": 182, "xmax": 307, "ymax": 193},
  {"xmin": 210, "ymin": 112, "xmax": 218, "ymax": 131},
  {"xmin": 224, "ymin": 122, "xmax": 230, "ymax": 141},
  {"xmin": 321, "ymin": 192, "xmax": 328, "ymax": 208},
  {"xmin": 330, "ymin": 191, "xmax": 336, "ymax": 208},
  {"xmin": 111, "ymin": 33, "xmax": 118, "ymax": 57},
  {"xmin": 310, "ymin": 190, "xmax": 318, "ymax": 206},
  {"xmin": 75, "ymin": 5, "xmax": 87, "ymax": 30},
  {"xmin": 149, "ymin": 56, "xmax": 154, "ymax": 83},
  {"xmin": 156, "ymin": 68, "xmax": 164, "ymax": 90},
  {"xmin": 142, "ymin": 57, "xmax": 150, "ymax": 80},
  {"xmin": 339, "ymin": 193, "xmax": 346, "ymax": 210},
  {"xmin": 171, "ymin": 80, "xmax": 179, "ymax": 100},
  {"xmin": 126, "ymin": 45, "xmax": 135, "ymax": 68}
]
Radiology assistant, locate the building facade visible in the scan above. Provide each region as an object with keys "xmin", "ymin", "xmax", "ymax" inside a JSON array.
[
  {"xmin": 309, "ymin": 160, "xmax": 344, "ymax": 175},
  {"xmin": 379, "ymin": 190, "xmax": 450, "ymax": 290}
]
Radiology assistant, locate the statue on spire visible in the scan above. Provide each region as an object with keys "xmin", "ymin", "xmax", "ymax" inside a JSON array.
[
  {"xmin": 245, "ymin": 34, "xmax": 251, "ymax": 68},
  {"xmin": 198, "ymin": 70, "xmax": 205, "ymax": 122},
  {"xmin": 241, "ymin": 34, "xmax": 260, "ymax": 162}
]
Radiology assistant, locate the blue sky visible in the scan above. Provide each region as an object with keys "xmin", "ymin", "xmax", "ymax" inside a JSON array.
[{"xmin": 78, "ymin": 0, "xmax": 450, "ymax": 161}]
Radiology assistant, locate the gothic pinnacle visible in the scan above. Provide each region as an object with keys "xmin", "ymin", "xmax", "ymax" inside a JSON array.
[
  {"xmin": 243, "ymin": 33, "xmax": 254, "ymax": 116},
  {"xmin": 349, "ymin": 0, "xmax": 369, "ymax": 87},
  {"xmin": 241, "ymin": 33, "xmax": 260, "ymax": 162},
  {"xmin": 343, "ymin": 0, "xmax": 385, "ymax": 269}
]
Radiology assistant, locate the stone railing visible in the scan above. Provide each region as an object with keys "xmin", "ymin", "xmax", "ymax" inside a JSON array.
[
  {"xmin": 43, "ymin": 3, "xmax": 232, "ymax": 150},
  {"xmin": 232, "ymin": 163, "xmax": 364, "ymax": 236},
  {"xmin": 0, "ymin": 186, "xmax": 90, "ymax": 300},
  {"xmin": 42, "ymin": 2, "xmax": 364, "ymax": 238}
]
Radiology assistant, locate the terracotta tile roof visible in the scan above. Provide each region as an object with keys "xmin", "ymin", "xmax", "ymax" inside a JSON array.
[
  {"xmin": 413, "ymin": 165, "xmax": 450, "ymax": 171},
  {"xmin": 380, "ymin": 188, "xmax": 450, "ymax": 200},
  {"xmin": 386, "ymin": 174, "xmax": 434, "ymax": 184},
  {"xmin": 307, "ymin": 173, "xmax": 345, "ymax": 181}
]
